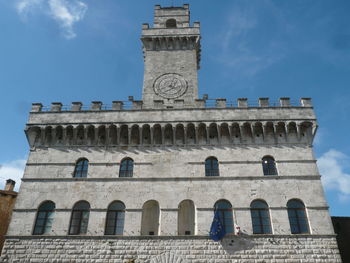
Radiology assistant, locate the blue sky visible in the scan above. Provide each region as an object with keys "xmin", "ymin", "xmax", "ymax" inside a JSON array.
[{"xmin": 0, "ymin": 0, "xmax": 349, "ymax": 216}]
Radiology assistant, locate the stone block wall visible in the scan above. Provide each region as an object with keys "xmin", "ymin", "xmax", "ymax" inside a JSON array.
[{"xmin": 0, "ymin": 236, "xmax": 342, "ymax": 262}]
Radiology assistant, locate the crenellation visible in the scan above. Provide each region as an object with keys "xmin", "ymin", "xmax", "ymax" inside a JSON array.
[
  {"xmin": 280, "ymin": 97, "xmax": 291, "ymax": 107},
  {"xmin": 301, "ymin": 97, "xmax": 312, "ymax": 107},
  {"xmin": 238, "ymin": 98, "xmax": 248, "ymax": 108},
  {"xmin": 50, "ymin": 102, "xmax": 62, "ymax": 112},
  {"xmin": 112, "ymin": 101, "xmax": 124, "ymax": 110},
  {"xmin": 215, "ymin": 99, "xmax": 226, "ymax": 108},
  {"xmin": 259, "ymin": 98, "xmax": 269, "ymax": 107},
  {"xmin": 31, "ymin": 103, "xmax": 43, "ymax": 112},
  {"xmin": 132, "ymin": 101, "xmax": 143, "ymax": 110},
  {"xmin": 194, "ymin": 99, "xmax": 205, "ymax": 108},
  {"xmin": 71, "ymin": 102, "xmax": 82, "ymax": 111},
  {"xmin": 91, "ymin": 101, "xmax": 102, "ymax": 110},
  {"xmin": 29, "ymin": 98, "xmax": 313, "ymax": 114}
]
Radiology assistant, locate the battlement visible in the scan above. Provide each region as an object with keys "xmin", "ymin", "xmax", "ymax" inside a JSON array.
[{"xmin": 31, "ymin": 97, "xmax": 313, "ymax": 113}]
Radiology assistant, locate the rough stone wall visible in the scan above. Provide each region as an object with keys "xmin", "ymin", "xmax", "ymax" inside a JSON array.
[{"xmin": 0, "ymin": 236, "xmax": 342, "ymax": 263}]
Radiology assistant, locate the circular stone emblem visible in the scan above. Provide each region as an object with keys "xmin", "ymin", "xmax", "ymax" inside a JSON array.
[{"xmin": 153, "ymin": 73, "xmax": 188, "ymax": 99}]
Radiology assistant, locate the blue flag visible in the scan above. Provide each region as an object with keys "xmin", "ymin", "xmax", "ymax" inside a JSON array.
[{"xmin": 209, "ymin": 209, "xmax": 226, "ymax": 241}]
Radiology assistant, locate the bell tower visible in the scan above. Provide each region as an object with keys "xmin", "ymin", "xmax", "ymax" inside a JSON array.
[{"xmin": 141, "ymin": 4, "xmax": 201, "ymax": 108}]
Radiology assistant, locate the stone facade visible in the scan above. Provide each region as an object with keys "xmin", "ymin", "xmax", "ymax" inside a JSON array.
[{"xmin": 1, "ymin": 4, "xmax": 342, "ymax": 263}]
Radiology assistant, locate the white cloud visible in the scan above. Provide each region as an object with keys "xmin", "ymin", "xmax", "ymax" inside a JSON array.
[
  {"xmin": 0, "ymin": 159, "xmax": 26, "ymax": 192},
  {"xmin": 16, "ymin": 0, "xmax": 87, "ymax": 39},
  {"xmin": 318, "ymin": 150, "xmax": 350, "ymax": 201}
]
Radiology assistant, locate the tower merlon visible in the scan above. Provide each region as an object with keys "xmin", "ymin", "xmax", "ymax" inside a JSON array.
[{"xmin": 29, "ymin": 98, "xmax": 313, "ymax": 113}]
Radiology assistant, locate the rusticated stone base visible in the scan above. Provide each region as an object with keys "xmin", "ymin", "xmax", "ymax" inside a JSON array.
[{"xmin": 0, "ymin": 235, "xmax": 341, "ymax": 263}]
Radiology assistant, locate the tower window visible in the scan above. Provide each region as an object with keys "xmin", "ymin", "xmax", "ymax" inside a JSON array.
[
  {"xmin": 166, "ymin": 19, "xmax": 177, "ymax": 28},
  {"xmin": 69, "ymin": 201, "xmax": 90, "ymax": 235},
  {"xmin": 262, "ymin": 156, "xmax": 278, "ymax": 176},
  {"xmin": 205, "ymin": 157, "xmax": 219, "ymax": 176},
  {"xmin": 250, "ymin": 200, "xmax": 272, "ymax": 234},
  {"xmin": 119, "ymin": 158, "xmax": 134, "ymax": 177},
  {"xmin": 105, "ymin": 201, "xmax": 125, "ymax": 235},
  {"xmin": 73, "ymin": 158, "xmax": 89, "ymax": 178},
  {"xmin": 33, "ymin": 201, "xmax": 55, "ymax": 235},
  {"xmin": 214, "ymin": 200, "xmax": 234, "ymax": 234},
  {"xmin": 287, "ymin": 199, "xmax": 310, "ymax": 234}
]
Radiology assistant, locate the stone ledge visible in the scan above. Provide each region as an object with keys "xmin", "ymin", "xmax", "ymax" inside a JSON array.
[
  {"xmin": 4, "ymin": 234, "xmax": 338, "ymax": 240},
  {"xmin": 21, "ymin": 175, "xmax": 321, "ymax": 183}
]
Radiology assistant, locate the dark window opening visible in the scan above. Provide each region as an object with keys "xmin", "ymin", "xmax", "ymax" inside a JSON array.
[
  {"xmin": 105, "ymin": 201, "xmax": 125, "ymax": 235},
  {"xmin": 73, "ymin": 158, "xmax": 89, "ymax": 178},
  {"xmin": 214, "ymin": 200, "xmax": 234, "ymax": 234},
  {"xmin": 205, "ymin": 157, "xmax": 219, "ymax": 176},
  {"xmin": 166, "ymin": 19, "xmax": 177, "ymax": 28},
  {"xmin": 119, "ymin": 158, "xmax": 134, "ymax": 177},
  {"xmin": 287, "ymin": 199, "xmax": 309, "ymax": 234},
  {"xmin": 33, "ymin": 201, "xmax": 55, "ymax": 235},
  {"xmin": 69, "ymin": 201, "xmax": 90, "ymax": 235},
  {"xmin": 262, "ymin": 156, "xmax": 278, "ymax": 176},
  {"xmin": 250, "ymin": 200, "xmax": 272, "ymax": 234}
]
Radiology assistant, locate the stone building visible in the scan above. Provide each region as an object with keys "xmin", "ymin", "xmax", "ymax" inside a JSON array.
[
  {"xmin": 1, "ymin": 4, "xmax": 342, "ymax": 262},
  {"xmin": 0, "ymin": 180, "xmax": 17, "ymax": 255}
]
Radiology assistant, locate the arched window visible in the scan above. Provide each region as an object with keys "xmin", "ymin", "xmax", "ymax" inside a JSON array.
[
  {"xmin": 33, "ymin": 201, "xmax": 55, "ymax": 235},
  {"xmin": 69, "ymin": 201, "xmax": 90, "ymax": 235},
  {"xmin": 250, "ymin": 200, "xmax": 272, "ymax": 234},
  {"xmin": 178, "ymin": 200, "xmax": 195, "ymax": 235},
  {"xmin": 205, "ymin": 157, "xmax": 219, "ymax": 176},
  {"xmin": 287, "ymin": 199, "xmax": 309, "ymax": 234},
  {"xmin": 262, "ymin": 156, "xmax": 278, "ymax": 176},
  {"xmin": 166, "ymin": 19, "xmax": 177, "ymax": 28},
  {"xmin": 141, "ymin": 200, "xmax": 160, "ymax": 236},
  {"xmin": 105, "ymin": 201, "xmax": 125, "ymax": 235},
  {"xmin": 214, "ymin": 200, "xmax": 234, "ymax": 234},
  {"xmin": 119, "ymin": 158, "xmax": 134, "ymax": 177},
  {"xmin": 73, "ymin": 158, "xmax": 89, "ymax": 178}
]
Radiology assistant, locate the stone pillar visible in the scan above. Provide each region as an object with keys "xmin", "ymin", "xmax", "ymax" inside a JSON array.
[
  {"xmin": 31, "ymin": 103, "xmax": 43, "ymax": 112},
  {"xmin": 216, "ymin": 99, "xmax": 226, "ymax": 108},
  {"xmin": 71, "ymin": 102, "xmax": 82, "ymax": 111},
  {"xmin": 112, "ymin": 101, "xmax": 123, "ymax": 110},
  {"xmin": 51, "ymin": 102, "xmax": 62, "ymax": 112},
  {"xmin": 237, "ymin": 98, "xmax": 248, "ymax": 108},
  {"xmin": 91, "ymin": 101, "xmax": 102, "ymax": 110},
  {"xmin": 280, "ymin": 97, "xmax": 290, "ymax": 107},
  {"xmin": 301, "ymin": 98, "xmax": 312, "ymax": 107},
  {"xmin": 259, "ymin": 98, "xmax": 269, "ymax": 107}
]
